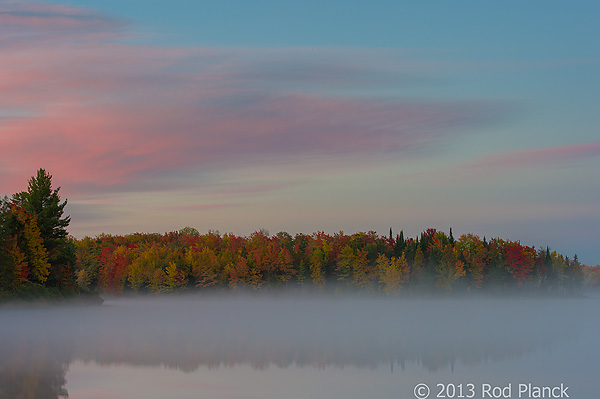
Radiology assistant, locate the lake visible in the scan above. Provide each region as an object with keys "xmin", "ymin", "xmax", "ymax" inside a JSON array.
[{"xmin": 0, "ymin": 294, "xmax": 597, "ymax": 399}]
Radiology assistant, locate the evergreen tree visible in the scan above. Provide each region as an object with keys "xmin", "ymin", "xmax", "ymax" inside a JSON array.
[
  {"xmin": 393, "ymin": 231, "xmax": 405, "ymax": 256},
  {"xmin": 13, "ymin": 169, "xmax": 70, "ymax": 245},
  {"xmin": 0, "ymin": 199, "xmax": 21, "ymax": 292},
  {"xmin": 12, "ymin": 169, "xmax": 75, "ymax": 289},
  {"xmin": 543, "ymin": 246, "xmax": 555, "ymax": 291}
]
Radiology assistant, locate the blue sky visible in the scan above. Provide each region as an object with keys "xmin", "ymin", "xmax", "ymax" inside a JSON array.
[{"xmin": 0, "ymin": 0, "xmax": 599, "ymax": 264}]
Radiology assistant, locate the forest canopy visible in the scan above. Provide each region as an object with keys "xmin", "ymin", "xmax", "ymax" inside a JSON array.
[
  {"xmin": 2, "ymin": 170, "xmax": 599, "ymax": 299},
  {"xmin": 71, "ymin": 227, "xmax": 589, "ymax": 296}
]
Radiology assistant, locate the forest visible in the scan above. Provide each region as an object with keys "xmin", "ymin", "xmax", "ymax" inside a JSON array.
[{"xmin": 1, "ymin": 169, "xmax": 599, "ymax": 299}]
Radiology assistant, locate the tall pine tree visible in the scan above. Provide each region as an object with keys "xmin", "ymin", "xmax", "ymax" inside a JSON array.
[{"xmin": 13, "ymin": 169, "xmax": 75, "ymax": 289}]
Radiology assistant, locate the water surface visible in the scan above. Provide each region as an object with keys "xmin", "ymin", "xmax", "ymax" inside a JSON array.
[{"xmin": 1, "ymin": 294, "xmax": 597, "ymax": 398}]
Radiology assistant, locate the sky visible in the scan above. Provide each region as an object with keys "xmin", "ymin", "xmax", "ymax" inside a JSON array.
[{"xmin": 1, "ymin": 0, "xmax": 599, "ymax": 264}]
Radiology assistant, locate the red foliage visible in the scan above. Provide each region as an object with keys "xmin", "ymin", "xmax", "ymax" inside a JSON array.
[
  {"xmin": 505, "ymin": 242, "xmax": 535, "ymax": 286},
  {"xmin": 97, "ymin": 246, "xmax": 129, "ymax": 293}
]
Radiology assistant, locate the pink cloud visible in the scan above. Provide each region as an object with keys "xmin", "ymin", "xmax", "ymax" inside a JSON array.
[
  {"xmin": 0, "ymin": 2, "xmax": 122, "ymax": 36},
  {"xmin": 0, "ymin": 2, "xmax": 506, "ymax": 199},
  {"xmin": 463, "ymin": 142, "xmax": 600, "ymax": 170}
]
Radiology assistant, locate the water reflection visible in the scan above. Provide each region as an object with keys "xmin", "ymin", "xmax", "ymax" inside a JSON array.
[{"xmin": 0, "ymin": 295, "xmax": 590, "ymax": 398}]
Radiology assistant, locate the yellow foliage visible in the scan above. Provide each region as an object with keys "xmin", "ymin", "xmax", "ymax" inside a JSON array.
[
  {"xmin": 378, "ymin": 253, "xmax": 409, "ymax": 295},
  {"xmin": 15, "ymin": 208, "xmax": 50, "ymax": 284}
]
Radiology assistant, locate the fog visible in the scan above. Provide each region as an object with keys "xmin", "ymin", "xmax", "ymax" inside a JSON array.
[{"xmin": 1, "ymin": 294, "xmax": 597, "ymax": 398}]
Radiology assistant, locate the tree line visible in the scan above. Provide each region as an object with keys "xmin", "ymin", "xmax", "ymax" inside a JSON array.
[
  {"xmin": 72, "ymin": 226, "xmax": 587, "ymax": 295},
  {"xmin": 2, "ymin": 169, "xmax": 598, "ymax": 299}
]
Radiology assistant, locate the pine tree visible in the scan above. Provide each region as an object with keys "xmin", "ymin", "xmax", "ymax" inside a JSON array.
[
  {"xmin": 393, "ymin": 231, "xmax": 405, "ymax": 257},
  {"xmin": 12, "ymin": 169, "xmax": 75, "ymax": 289},
  {"xmin": 13, "ymin": 169, "xmax": 70, "ymax": 244}
]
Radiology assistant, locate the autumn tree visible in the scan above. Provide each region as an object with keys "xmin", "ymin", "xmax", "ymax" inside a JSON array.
[
  {"xmin": 165, "ymin": 261, "xmax": 187, "ymax": 292},
  {"xmin": 0, "ymin": 200, "xmax": 29, "ymax": 292},
  {"xmin": 229, "ymin": 256, "xmax": 250, "ymax": 290},
  {"xmin": 504, "ymin": 241, "xmax": 535, "ymax": 287},
  {"xmin": 335, "ymin": 245, "xmax": 355, "ymax": 284},
  {"xmin": 74, "ymin": 236, "xmax": 100, "ymax": 289},
  {"xmin": 377, "ymin": 253, "xmax": 409, "ymax": 295},
  {"xmin": 13, "ymin": 206, "xmax": 51, "ymax": 284},
  {"xmin": 193, "ymin": 247, "xmax": 220, "ymax": 288},
  {"xmin": 455, "ymin": 234, "xmax": 487, "ymax": 289},
  {"xmin": 309, "ymin": 245, "xmax": 329, "ymax": 290},
  {"xmin": 352, "ymin": 249, "xmax": 375, "ymax": 291},
  {"xmin": 0, "ymin": 240, "xmax": 28, "ymax": 292},
  {"xmin": 276, "ymin": 247, "xmax": 296, "ymax": 285},
  {"xmin": 0, "ymin": 199, "xmax": 52, "ymax": 288},
  {"xmin": 431, "ymin": 239, "xmax": 465, "ymax": 292},
  {"xmin": 97, "ymin": 246, "xmax": 130, "ymax": 293}
]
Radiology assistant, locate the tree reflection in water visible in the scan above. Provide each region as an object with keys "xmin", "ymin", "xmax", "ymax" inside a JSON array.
[{"xmin": 0, "ymin": 331, "xmax": 69, "ymax": 399}]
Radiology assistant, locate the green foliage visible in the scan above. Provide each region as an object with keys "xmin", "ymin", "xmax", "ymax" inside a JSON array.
[
  {"xmin": 0, "ymin": 170, "xmax": 78, "ymax": 300},
  {"xmin": 13, "ymin": 169, "xmax": 70, "ymax": 244},
  {"xmin": 179, "ymin": 226, "xmax": 200, "ymax": 236}
]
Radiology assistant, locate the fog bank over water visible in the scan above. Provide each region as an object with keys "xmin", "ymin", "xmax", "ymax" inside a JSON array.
[
  {"xmin": 0, "ymin": 294, "xmax": 598, "ymax": 398},
  {"xmin": 0, "ymin": 295, "xmax": 591, "ymax": 369}
]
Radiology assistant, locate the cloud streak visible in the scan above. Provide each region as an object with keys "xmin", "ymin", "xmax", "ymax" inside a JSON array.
[
  {"xmin": 0, "ymin": 2, "xmax": 508, "ymax": 202},
  {"xmin": 0, "ymin": 2, "xmax": 123, "ymax": 37},
  {"xmin": 463, "ymin": 141, "xmax": 600, "ymax": 170}
]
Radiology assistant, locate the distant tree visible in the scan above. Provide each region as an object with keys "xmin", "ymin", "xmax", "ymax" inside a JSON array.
[
  {"xmin": 542, "ymin": 247, "xmax": 556, "ymax": 291},
  {"xmin": 178, "ymin": 226, "xmax": 200, "ymax": 236},
  {"xmin": 377, "ymin": 253, "xmax": 409, "ymax": 295},
  {"xmin": 504, "ymin": 241, "xmax": 535, "ymax": 287},
  {"xmin": 276, "ymin": 247, "xmax": 296, "ymax": 285},
  {"xmin": 412, "ymin": 245, "xmax": 425, "ymax": 285},
  {"xmin": 97, "ymin": 246, "xmax": 129, "ymax": 293},
  {"xmin": 393, "ymin": 231, "xmax": 405, "ymax": 256},
  {"xmin": 229, "ymin": 256, "xmax": 250, "ymax": 290},
  {"xmin": 193, "ymin": 247, "xmax": 219, "ymax": 288},
  {"xmin": 455, "ymin": 233, "xmax": 487, "ymax": 289},
  {"xmin": 165, "ymin": 261, "xmax": 187, "ymax": 292},
  {"xmin": 335, "ymin": 245, "xmax": 355, "ymax": 283},
  {"xmin": 563, "ymin": 255, "xmax": 584, "ymax": 294},
  {"xmin": 432, "ymin": 240, "xmax": 465, "ymax": 292},
  {"xmin": 309, "ymin": 246, "xmax": 328, "ymax": 290},
  {"xmin": 352, "ymin": 249, "xmax": 375, "ymax": 291}
]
